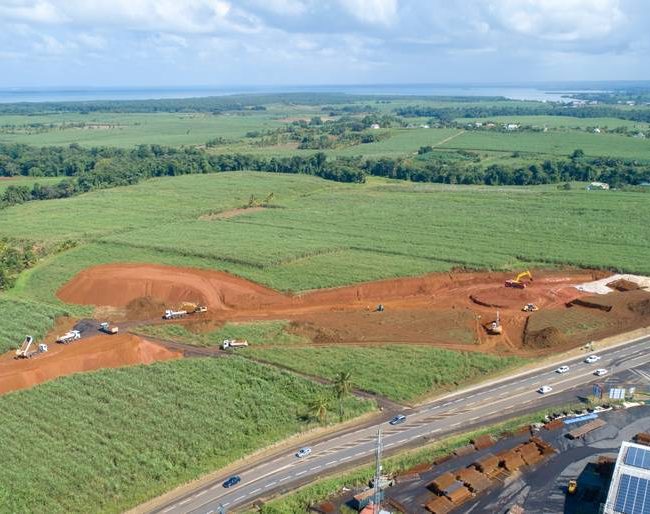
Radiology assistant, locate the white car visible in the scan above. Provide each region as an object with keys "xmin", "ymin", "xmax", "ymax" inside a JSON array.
[
  {"xmin": 585, "ymin": 355, "xmax": 601, "ymax": 364},
  {"xmin": 295, "ymin": 447, "xmax": 312, "ymax": 458},
  {"xmin": 556, "ymin": 365, "xmax": 570, "ymax": 374},
  {"xmin": 594, "ymin": 368, "xmax": 608, "ymax": 376},
  {"xmin": 538, "ymin": 385, "xmax": 553, "ymax": 394}
]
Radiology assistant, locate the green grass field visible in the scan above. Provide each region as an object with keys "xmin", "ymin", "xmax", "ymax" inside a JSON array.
[
  {"xmin": 0, "ymin": 357, "xmax": 373, "ymax": 513},
  {"xmin": 242, "ymin": 345, "xmax": 525, "ymax": 402},
  {"xmin": 439, "ymin": 129, "xmax": 650, "ymax": 160},
  {"xmin": 0, "ymin": 112, "xmax": 284, "ymax": 147}
]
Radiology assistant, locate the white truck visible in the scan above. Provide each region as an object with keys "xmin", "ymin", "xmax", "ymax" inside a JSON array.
[
  {"xmin": 222, "ymin": 339, "xmax": 249, "ymax": 350},
  {"xmin": 163, "ymin": 309, "xmax": 188, "ymax": 320},
  {"xmin": 99, "ymin": 322, "xmax": 119, "ymax": 335},
  {"xmin": 193, "ymin": 305, "xmax": 208, "ymax": 314},
  {"xmin": 56, "ymin": 330, "xmax": 81, "ymax": 344}
]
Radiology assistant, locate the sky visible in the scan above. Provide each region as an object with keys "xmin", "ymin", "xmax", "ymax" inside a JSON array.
[{"xmin": 0, "ymin": 0, "xmax": 648, "ymax": 88}]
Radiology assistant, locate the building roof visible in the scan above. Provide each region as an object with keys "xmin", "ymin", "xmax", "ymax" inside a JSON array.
[{"xmin": 604, "ymin": 442, "xmax": 650, "ymax": 514}]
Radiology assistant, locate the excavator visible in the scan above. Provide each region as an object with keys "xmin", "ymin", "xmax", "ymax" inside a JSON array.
[{"xmin": 505, "ymin": 270, "xmax": 533, "ymax": 289}]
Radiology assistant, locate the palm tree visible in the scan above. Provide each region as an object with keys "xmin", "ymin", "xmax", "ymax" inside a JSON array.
[
  {"xmin": 309, "ymin": 395, "xmax": 330, "ymax": 424},
  {"xmin": 333, "ymin": 371, "xmax": 353, "ymax": 421}
]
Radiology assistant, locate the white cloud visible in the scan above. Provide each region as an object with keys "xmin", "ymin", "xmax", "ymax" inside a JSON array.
[
  {"xmin": 0, "ymin": 0, "xmax": 66, "ymax": 24},
  {"xmin": 339, "ymin": 0, "xmax": 398, "ymax": 26},
  {"xmin": 487, "ymin": 0, "xmax": 625, "ymax": 41},
  {"xmin": 77, "ymin": 33, "xmax": 106, "ymax": 50}
]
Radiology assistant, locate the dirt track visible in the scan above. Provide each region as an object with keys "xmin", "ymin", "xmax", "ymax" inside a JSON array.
[{"xmin": 0, "ymin": 333, "xmax": 181, "ymax": 395}]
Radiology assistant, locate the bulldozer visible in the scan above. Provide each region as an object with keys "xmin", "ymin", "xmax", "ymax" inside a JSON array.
[
  {"xmin": 505, "ymin": 270, "xmax": 533, "ymax": 289},
  {"xmin": 522, "ymin": 303, "xmax": 539, "ymax": 312}
]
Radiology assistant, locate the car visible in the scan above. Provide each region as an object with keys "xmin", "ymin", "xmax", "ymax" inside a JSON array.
[
  {"xmin": 538, "ymin": 385, "xmax": 553, "ymax": 394},
  {"xmin": 389, "ymin": 414, "xmax": 407, "ymax": 425},
  {"xmin": 594, "ymin": 368, "xmax": 608, "ymax": 376},
  {"xmin": 296, "ymin": 447, "xmax": 312, "ymax": 458},
  {"xmin": 585, "ymin": 355, "xmax": 601, "ymax": 364},
  {"xmin": 223, "ymin": 475, "xmax": 241, "ymax": 488},
  {"xmin": 556, "ymin": 365, "xmax": 570, "ymax": 374}
]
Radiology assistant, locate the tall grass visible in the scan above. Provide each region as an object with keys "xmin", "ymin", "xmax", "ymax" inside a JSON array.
[{"xmin": 0, "ymin": 358, "xmax": 374, "ymax": 513}]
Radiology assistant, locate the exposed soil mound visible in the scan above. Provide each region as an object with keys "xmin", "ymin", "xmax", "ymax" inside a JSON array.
[
  {"xmin": 629, "ymin": 298, "xmax": 650, "ymax": 316},
  {"xmin": 608, "ymin": 279, "xmax": 641, "ymax": 292},
  {"xmin": 568, "ymin": 297, "xmax": 613, "ymax": 312},
  {"xmin": 125, "ymin": 296, "xmax": 167, "ymax": 320},
  {"xmin": 0, "ymin": 333, "xmax": 181, "ymax": 395},
  {"xmin": 524, "ymin": 326, "xmax": 565, "ymax": 349},
  {"xmin": 57, "ymin": 263, "xmax": 283, "ymax": 311}
]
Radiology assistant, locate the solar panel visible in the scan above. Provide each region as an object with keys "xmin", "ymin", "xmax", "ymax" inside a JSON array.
[
  {"xmin": 625, "ymin": 447, "xmax": 650, "ymax": 471},
  {"xmin": 614, "ymin": 474, "xmax": 650, "ymax": 514}
]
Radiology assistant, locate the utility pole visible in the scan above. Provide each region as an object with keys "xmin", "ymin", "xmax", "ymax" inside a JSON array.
[{"xmin": 373, "ymin": 427, "xmax": 383, "ymax": 514}]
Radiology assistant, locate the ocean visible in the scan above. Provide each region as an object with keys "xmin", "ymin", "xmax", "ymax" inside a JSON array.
[{"xmin": 0, "ymin": 84, "xmax": 598, "ymax": 104}]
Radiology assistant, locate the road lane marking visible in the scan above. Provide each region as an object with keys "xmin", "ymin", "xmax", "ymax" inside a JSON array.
[
  {"xmin": 162, "ymin": 507, "xmax": 175, "ymax": 513},
  {"xmin": 265, "ymin": 482, "xmax": 277, "ymax": 488},
  {"xmin": 279, "ymin": 476, "xmax": 291, "ymax": 482},
  {"xmin": 179, "ymin": 498, "xmax": 191, "ymax": 505},
  {"xmin": 325, "ymin": 460, "xmax": 336, "ymax": 466},
  {"xmin": 310, "ymin": 465, "xmax": 322, "ymax": 471},
  {"xmin": 296, "ymin": 471, "xmax": 306, "ymax": 476},
  {"xmin": 234, "ymin": 495, "xmax": 245, "ymax": 502},
  {"xmin": 251, "ymin": 488, "xmax": 261, "ymax": 494}
]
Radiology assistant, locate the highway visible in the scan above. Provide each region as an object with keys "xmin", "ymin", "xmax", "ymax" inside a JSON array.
[{"xmin": 151, "ymin": 335, "xmax": 650, "ymax": 514}]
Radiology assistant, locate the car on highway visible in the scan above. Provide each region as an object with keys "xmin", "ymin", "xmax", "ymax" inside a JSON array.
[
  {"xmin": 223, "ymin": 475, "xmax": 241, "ymax": 488},
  {"xmin": 295, "ymin": 447, "xmax": 312, "ymax": 458},
  {"xmin": 538, "ymin": 386, "xmax": 553, "ymax": 394},
  {"xmin": 585, "ymin": 355, "xmax": 601, "ymax": 364},
  {"xmin": 389, "ymin": 414, "xmax": 407, "ymax": 425},
  {"xmin": 556, "ymin": 365, "xmax": 570, "ymax": 374},
  {"xmin": 594, "ymin": 368, "xmax": 608, "ymax": 376}
]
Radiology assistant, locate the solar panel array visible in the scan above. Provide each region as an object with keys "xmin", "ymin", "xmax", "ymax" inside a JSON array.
[
  {"xmin": 614, "ymin": 474, "xmax": 650, "ymax": 514},
  {"xmin": 625, "ymin": 446, "xmax": 650, "ymax": 471}
]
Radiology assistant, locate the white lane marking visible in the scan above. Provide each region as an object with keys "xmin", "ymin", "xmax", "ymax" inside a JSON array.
[
  {"xmin": 222, "ymin": 503, "xmax": 230, "ymax": 508},
  {"xmin": 341, "ymin": 456, "xmax": 351, "ymax": 461},
  {"xmin": 396, "ymin": 439, "xmax": 407, "ymax": 444},
  {"xmin": 353, "ymin": 452, "xmax": 364, "ymax": 457},
  {"xmin": 179, "ymin": 498, "xmax": 192, "ymax": 505},
  {"xmin": 279, "ymin": 476, "xmax": 291, "ymax": 482},
  {"xmin": 234, "ymin": 495, "xmax": 246, "ymax": 502},
  {"xmin": 311, "ymin": 465, "xmax": 322, "ymax": 471},
  {"xmin": 325, "ymin": 460, "xmax": 336, "ymax": 466},
  {"xmin": 210, "ymin": 484, "xmax": 220, "ymax": 490},
  {"xmin": 162, "ymin": 507, "xmax": 175, "ymax": 513},
  {"xmin": 251, "ymin": 488, "xmax": 261, "ymax": 494},
  {"xmin": 265, "ymin": 482, "xmax": 277, "ymax": 488},
  {"xmin": 196, "ymin": 490, "xmax": 207, "ymax": 497},
  {"xmin": 296, "ymin": 470, "xmax": 306, "ymax": 476}
]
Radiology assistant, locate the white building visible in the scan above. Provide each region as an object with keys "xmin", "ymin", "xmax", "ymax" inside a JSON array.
[
  {"xmin": 505, "ymin": 124, "xmax": 519, "ymax": 131},
  {"xmin": 603, "ymin": 441, "xmax": 650, "ymax": 514},
  {"xmin": 587, "ymin": 182, "xmax": 610, "ymax": 190},
  {"xmin": 370, "ymin": 123, "xmax": 381, "ymax": 130}
]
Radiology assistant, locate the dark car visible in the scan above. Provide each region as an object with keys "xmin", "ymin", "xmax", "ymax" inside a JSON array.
[
  {"xmin": 223, "ymin": 475, "xmax": 241, "ymax": 488},
  {"xmin": 389, "ymin": 414, "xmax": 407, "ymax": 425}
]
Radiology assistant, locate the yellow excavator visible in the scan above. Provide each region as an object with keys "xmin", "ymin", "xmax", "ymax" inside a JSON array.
[{"xmin": 505, "ymin": 270, "xmax": 533, "ymax": 289}]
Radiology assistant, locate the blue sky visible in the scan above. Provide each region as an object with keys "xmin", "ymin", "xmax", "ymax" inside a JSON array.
[{"xmin": 0, "ymin": 0, "xmax": 648, "ymax": 87}]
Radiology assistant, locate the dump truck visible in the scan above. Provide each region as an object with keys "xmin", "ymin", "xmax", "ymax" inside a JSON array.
[
  {"xmin": 522, "ymin": 303, "xmax": 539, "ymax": 312},
  {"xmin": 99, "ymin": 322, "xmax": 119, "ymax": 335},
  {"xmin": 505, "ymin": 270, "xmax": 533, "ymax": 289},
  {"xmin": 193, "ymin": 305, "xmax": 208, "ymax": 314},
  {"xmin": 222, "ymin": 339, "xmax": 249, "ymax": 350},
  {"xmin": 163, "ymin": 309, "xmax": 187, "ymax": 320},
  {"xmin": 56, "ymin": 330, "xmax": 81, "ymax": 344}
]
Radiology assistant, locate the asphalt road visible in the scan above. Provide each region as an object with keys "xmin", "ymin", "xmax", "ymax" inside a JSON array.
[{"xmin": 151, "ymin": 335, "xmax": 650, "ymax": 514}]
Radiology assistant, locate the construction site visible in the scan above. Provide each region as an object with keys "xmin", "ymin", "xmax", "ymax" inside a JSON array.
[{"xmin": 0, "ymin": 264, "xmax": 649, "ymax": 395}]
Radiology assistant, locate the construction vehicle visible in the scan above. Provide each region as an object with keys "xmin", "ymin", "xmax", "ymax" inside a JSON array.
[
  {"xmin": 222, "ymin": 339, "xmax": 249, "ymax": 350},
  {"xmin": 193, "ymin": 305, "xmax": 208, "ymax": 314},
  {"xmin": 163, "ymin": 309, "xmax": 187, "ymax": 320},
  {"xmin": 505, "ymin": 270, "xmax": 533, "ymax": 289},
  {"xmin": 99, "ymin": 322, "xmax": 119, "ymax": 335},
  {"xmin": 376, "ymin": 304, "xmax": 384, "ymax": 312},
  {"xmin": 487, "ymin": 311, "xmax": 503, "ymax": 335},
  {"xmin": 56, "ymin": 330, "xmax": 81, "ymax": 344},
  {"xmin": 567, "ymin": 479, "xmax": 577, "ymax": 494},
  {"xmin": 522, "ymin": 303, "xmax": 539, "ymax": 312},
  {"xmin": 15, "ymin": 336, "xmax": 47, "ymax": 359}
]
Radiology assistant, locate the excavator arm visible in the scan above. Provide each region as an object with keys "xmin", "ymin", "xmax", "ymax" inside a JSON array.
[{"xmin": 515, "ymin": 270, "xmax": 533, "ymax": 283}]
